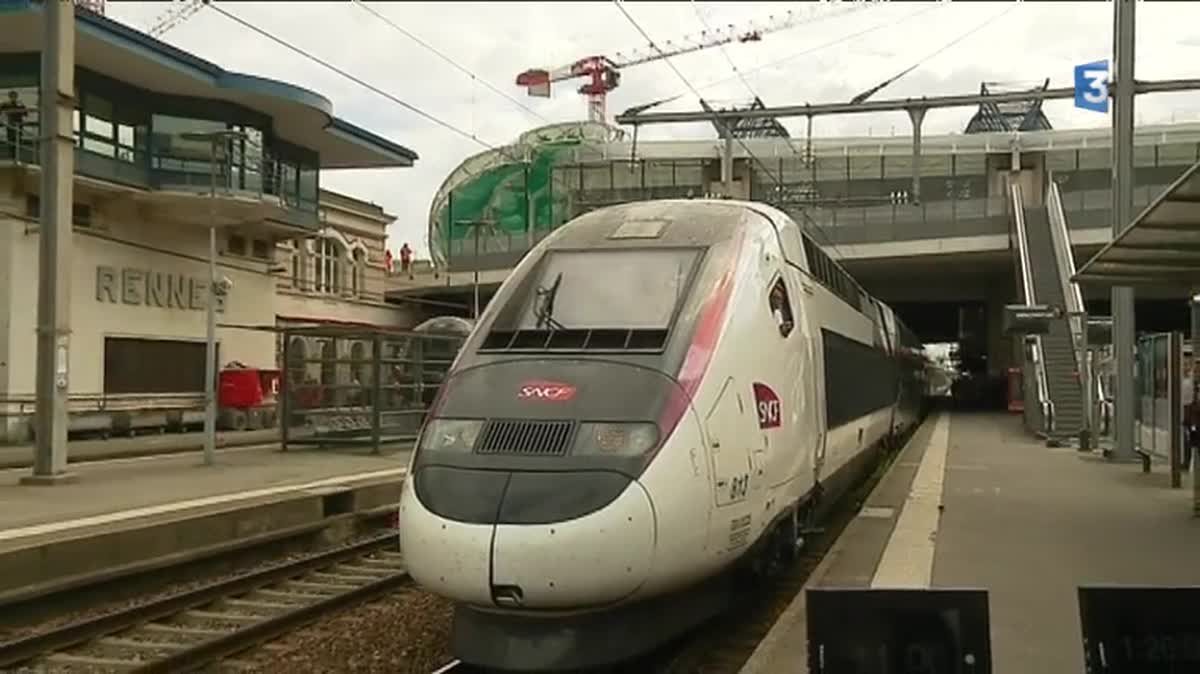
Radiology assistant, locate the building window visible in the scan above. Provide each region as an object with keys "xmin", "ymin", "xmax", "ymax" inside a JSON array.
[
  {"xmin": 351, "ymin": 248, "xmax": 365, "ymax": 297},
  {"xmin": 25, "ymin": 195, "xmax": 92, "ymax": 228},
  {"xmin": 227, "ymin": 234, "xmax": 247, "ymax": 257},
  {"xmin": 314, "ymin": 237, "xmax": 343, "ymax": 295},
  {"xmin": 251, "ymin": 238, "xmax": 270, "ymax": 260},
  {"xmin": 290, "ymin": 252, "xmax": 299, "ymax": 288},
  {"xmin": 768, "ymin": 276, "xmax": 794, "ymax": 338},
  {"xmin": 104, "ymin": 337, "xmax": 212, "ymax": 394}
]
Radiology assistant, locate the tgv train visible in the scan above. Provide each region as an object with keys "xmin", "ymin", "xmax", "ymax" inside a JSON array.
[{"xmin": 398, "ymin": 199, "xmax": 928, "ymax": 671}]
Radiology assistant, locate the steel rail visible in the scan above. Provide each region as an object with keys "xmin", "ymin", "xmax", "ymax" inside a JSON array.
[{"xmin": 0, "ymin": 531, "xmax": 404, "ymax": 670}]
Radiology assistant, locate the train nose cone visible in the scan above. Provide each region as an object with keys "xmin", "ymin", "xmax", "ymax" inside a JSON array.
[
  {"xmin": 399, "ymin": 471, "xmax": 658, "ymax": 609},
  {"xmin": 489, "ymin": 476, "xmax": 656, "ymax": 609},
  {"xmin": 399, "ymin": 478, "xmax": 495, "ymax": 606}
]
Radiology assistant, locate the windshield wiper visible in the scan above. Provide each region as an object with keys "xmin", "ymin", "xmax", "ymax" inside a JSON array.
[{"xmin": 534, "ymin": 272, "xmax": 566, "ymax": 331}]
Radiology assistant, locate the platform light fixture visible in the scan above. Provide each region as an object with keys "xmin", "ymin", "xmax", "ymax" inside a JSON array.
[{"xmin": 181, "ymin": 129, "xmax": 248, "ymax": 467}]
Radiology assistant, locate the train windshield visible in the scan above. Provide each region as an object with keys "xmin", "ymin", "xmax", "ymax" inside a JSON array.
[{"xmin": 495, "ymin": 248, "xmax": 701, "ymax": 332}]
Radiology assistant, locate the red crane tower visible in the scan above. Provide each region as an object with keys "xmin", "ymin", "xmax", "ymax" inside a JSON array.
[{"xmin": 515, "ymin": 3, "xmax": 875, "ymax": 124}]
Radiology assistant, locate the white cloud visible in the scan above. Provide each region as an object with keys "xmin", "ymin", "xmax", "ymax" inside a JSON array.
[{"xmin": 106, "ymin": 1, "xmax": 1200, "ymax": 259}]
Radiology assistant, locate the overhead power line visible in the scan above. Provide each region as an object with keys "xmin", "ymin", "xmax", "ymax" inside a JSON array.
[
  {"xmin": 201, "ymin": 3, "xmax": 619, "ymax": 265},
  {"xmin": 630, "ymin": 3, "xmax": 946, "ymax": 116},
  {"xmin": 850, "ymin": 3, "xmax": 1020, "ymax": 104},
  {"xmin": 207, "ymin": 2, "xmax": 490, "ymax": 147},
  {"xmin": 349, "ymin": 0, "xmax": 551, "ymax": 125},
  {"xmin": 611, "ymin": 0, "xmax": 846, "ymax": 260}
]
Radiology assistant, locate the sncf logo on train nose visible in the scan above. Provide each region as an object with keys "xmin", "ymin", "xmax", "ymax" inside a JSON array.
[
  {"xmin": 753, "ymin": 383, "xmax": 782, "ymax": 429},
  {"xmin": 518, "ymin": 380, "xmax": 577, "ymax": 402}
]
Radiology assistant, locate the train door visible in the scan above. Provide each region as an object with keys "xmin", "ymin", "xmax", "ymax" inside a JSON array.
[
  {"xmin": 762, "ymin": 270, "xmax": 817, "ymax": 491},
  {"xmin": 704, "ymin": 368, "xmax": 763, "ymax": 556},
  {"xmin": 757, "ymin": 209, "xmax": 824, "ymax": 498},
  {"xmin": 705, "ymin": 377, "xmax": 755, "ymax": 510}
]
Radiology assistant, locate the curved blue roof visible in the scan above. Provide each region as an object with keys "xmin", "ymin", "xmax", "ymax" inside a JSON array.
[
  {"xmin": 6, "ymin": 1, "xmax": 419, "ymax": 167},
  {"xmin": 75, "ymin": 7, "xmax": 337, "ymax": 117}
]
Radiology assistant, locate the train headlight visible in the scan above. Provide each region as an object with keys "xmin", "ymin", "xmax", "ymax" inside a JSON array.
[
  {"xmin": 419, "ymin": 418, "xmax": 482, "ymax": 453},
  {"xmin": 574, "ymin": 422, "xmax": 659, "ymax": 456}
]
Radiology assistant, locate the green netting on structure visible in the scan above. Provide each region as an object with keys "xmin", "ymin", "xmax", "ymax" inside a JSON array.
[{"xmin": 426, "ymin": 122, "xmax": 622, "ymax": 269}]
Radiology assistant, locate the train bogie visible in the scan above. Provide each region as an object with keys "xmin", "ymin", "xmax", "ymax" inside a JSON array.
[{"xmin": 397, "ymin": 198, "xmax": 929, "ymax": 671}]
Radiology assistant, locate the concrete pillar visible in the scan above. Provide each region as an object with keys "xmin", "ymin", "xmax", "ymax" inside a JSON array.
[{"xmin": 26, "ymin": 0, "xmax": 77, "ymax": 484}]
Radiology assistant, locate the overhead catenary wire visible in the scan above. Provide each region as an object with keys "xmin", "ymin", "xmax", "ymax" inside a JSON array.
[
  {"xmin": 612, "ymin": 0, "xmax": 847, "ymax": 260},
  {"xmin": 687, "ymin": 0, "xmax": 806, "ymax": 160},
  {"xmin": 349, "ymin": 0, "xmax": 552, "ymax": 125},
  {"xmin": 202, "ymin": 2, "xmax": 609, "ymax": 259},
  {"xmin": 206, "ymin": 3, "xmax": 489, "ymax": 148},
  {"xmin": 849, "ymin": 3, "xmax": 1020, "ymax": 104},
  {"xmin": 630, "ymin": 3, "xmax": 946, "ymax": 116}
]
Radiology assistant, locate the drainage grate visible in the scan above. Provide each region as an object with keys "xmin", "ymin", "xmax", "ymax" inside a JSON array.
[{"xmin": 475, "ymin": 420, "xmax": 575, "ymax": 457}]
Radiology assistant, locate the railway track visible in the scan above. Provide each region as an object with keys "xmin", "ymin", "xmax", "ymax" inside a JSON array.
[
  {"xmin": 653, "ymin": 420, "xmax": 926, "ymax": 674},
  {"xmin": 0, "ymin": 531, "xmax": 407, "ymax": 673}
]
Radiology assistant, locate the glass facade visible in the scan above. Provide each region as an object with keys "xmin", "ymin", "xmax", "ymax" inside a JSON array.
[{"xmin": 0, "ymin": 56, "xmax": 321, "ymax": 228}]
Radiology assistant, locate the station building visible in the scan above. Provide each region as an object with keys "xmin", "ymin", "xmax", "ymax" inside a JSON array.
[
  {"xmin": 415, "ymin": 114, "xmax": 1200, "ymax": 387},
  {"xmin": 0, "ymin": 2, "xmax": 418, "ymax": 443}
]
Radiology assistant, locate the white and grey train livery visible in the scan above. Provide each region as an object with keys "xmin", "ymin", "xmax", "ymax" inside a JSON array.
[{"xmin": 398, "ymin": 199, "xmax": 928, "ymax": 671}]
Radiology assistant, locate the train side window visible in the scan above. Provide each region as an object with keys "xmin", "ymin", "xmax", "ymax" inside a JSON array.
[{"xmin": 768, "ymin": 277, "xmax": 795, "ymax": 338}]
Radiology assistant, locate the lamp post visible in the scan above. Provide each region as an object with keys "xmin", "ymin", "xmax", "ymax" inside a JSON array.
[
  {"xmin": 457, "ymin": 219, "xmax": 495, "ymax": 319},
  {"xmin": 182, "ymin": 129, "xmax": 247, "ymax": 466}
]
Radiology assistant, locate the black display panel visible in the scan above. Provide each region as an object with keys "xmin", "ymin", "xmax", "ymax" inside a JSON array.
[
  {"xmin": 1079, "ymin": 586, "xmax": 1200, "ymax": 673},
  {"xmin": 807, "ymin": 588, "xmax": 992, "ymax": 674}
]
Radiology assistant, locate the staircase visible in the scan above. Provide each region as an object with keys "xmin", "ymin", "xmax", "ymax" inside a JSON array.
[{"xmin": 1020, "ymin": 206, "xmax": 1084, "ymax": 439}]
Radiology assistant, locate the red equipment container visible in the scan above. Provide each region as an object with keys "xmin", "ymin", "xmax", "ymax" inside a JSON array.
[
  {"xmin": 1006, "ymin": 367, "xmax": 1024, "ymax": 413},
  {"xmin": 219, "ymin": 369, "xmax": 263, "ymax": 408},
  {"xmin": 217, "ymin": 366, "xmax": 280, "ymax": 431}
]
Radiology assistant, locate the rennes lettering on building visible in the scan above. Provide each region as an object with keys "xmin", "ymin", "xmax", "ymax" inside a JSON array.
[{"xmin": 95, "ymin": 265, "xmax": 226, "ymax": 313}]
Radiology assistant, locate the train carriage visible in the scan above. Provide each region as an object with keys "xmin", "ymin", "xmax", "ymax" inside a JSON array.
[{"xmin": 397, "ymin": 199, "xmax": 928, "ymax": 671}]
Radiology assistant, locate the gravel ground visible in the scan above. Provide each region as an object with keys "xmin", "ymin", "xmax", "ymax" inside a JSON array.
[
  {"xmin": 230, "ymin": 585, "xmax": 454, "ymax": 674},
  {"xmin": 0, "ymin": 530, "xmax": 394, "ymax": 642}
]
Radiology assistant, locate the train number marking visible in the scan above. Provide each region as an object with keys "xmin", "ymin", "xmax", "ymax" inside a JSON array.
[
  {"xmin": 728, "ymin": 513, "xmax": 752, "ymax": 550},
  {"xmin": 752, "ymin": 383, "xmax": 781, "ymax": 429},
  {"xmin": 729, "ymin": 473, "xmax": 750, "ymax": 500},
  {"xmin": 517, "ymin": 380, "xmax": 577, "ymax": 402}
]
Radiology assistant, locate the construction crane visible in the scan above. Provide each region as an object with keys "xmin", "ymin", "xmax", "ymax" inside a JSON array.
[{"xmin": 515, "ymin": 2, "xmax": 876, "ymax": 124}]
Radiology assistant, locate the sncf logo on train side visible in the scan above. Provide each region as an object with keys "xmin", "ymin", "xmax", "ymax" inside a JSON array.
[
  {"xmin": 752, "ymin": 383, "xmax": 781, "ymax": 429},
  {"xmin": 518, "ymin": 380, "xmax": 577, "ymax": 402}
]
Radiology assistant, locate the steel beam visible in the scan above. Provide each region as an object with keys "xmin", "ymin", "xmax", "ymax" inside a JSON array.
[{"xmin": 615, "ymin": 77, "xmax": 1200, "ymax": 126}]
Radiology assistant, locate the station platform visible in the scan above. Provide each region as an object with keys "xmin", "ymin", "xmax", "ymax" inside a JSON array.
[
  {"xmin": 0, "ymin": 443, "xmax": 412, "ymax": 607},
  {"xmin": 740, "ymin": 411, "xmax": 1200, "ymax": 674},
  {"xmin": 0, "ymin": 427, "xmax": 279, "ymax": 470}
]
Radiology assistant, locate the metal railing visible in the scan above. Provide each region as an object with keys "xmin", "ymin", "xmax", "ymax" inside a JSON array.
[
  {"xmin": 0, "ymin": 118, "xmax": 319, "ymax": 228},
  {"xmin": 1011, "ymin": 182, "xmax": 1054, "ymax": 435},
  {"xmin": 1046, "ymin": 178, "xmax": 1093, "ymax": 440}
]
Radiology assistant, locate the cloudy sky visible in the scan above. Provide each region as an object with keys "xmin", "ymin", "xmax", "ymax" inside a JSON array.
[{"xmin": 105, "ymin": 1, "xmax": 1200, "ymax": 259}]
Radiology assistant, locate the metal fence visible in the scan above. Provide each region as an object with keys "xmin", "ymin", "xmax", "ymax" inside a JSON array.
[
  {"xmin": 1135, "ymin": 331, "xmax": 1189, "ymax": 487},
  {"xmin": 279, "ymin": 324, "xmax": 466, "ymax": 452}
]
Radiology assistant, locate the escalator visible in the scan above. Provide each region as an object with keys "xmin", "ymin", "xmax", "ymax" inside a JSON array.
[{"xmin": 1011, "ymin": 183, "xmax": 1085, "ymax": 441}]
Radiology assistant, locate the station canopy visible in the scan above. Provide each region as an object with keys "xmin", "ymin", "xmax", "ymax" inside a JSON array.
[{"xmin": 1073, "ymin": 160, "xmax": 1200, "ymax": 290}]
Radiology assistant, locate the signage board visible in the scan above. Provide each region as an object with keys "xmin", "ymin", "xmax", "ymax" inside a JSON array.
[
  {"xmin": 1074, "ymin": 59, "xmax": 1110, "ymax": 114},
  {"xmin": 1004, "ymin": 304, "xmax": 1055, "ymax": 336},
  {"xmin": 1078, "ymin": 586, "xmax": 1200, "ymax": 673},
  {"xmin": 807, "ymin": 588, "xmax": 992, "ymax": 674},
  {"xmin": 95, "ymin": 265, "xmax": 226, "ymax": 313}
]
